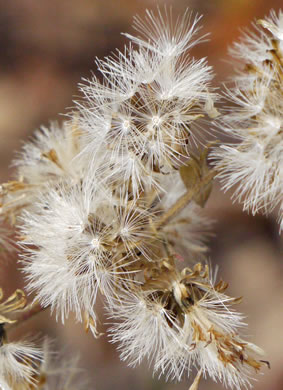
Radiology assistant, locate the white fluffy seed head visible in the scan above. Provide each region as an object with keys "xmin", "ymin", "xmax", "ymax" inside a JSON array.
[
  {"xmin": 213, "ymin": 10, "xmax": 283, "ymax": 228},
  {"xmin": 19, "ymin": 183, "xmax": 106, "ymax": 326},
  {"xmin": 75, "ymin": 7, "xmax": 216, "ymax": 198},
  {"xmin": 13, "ymin": 122, "xmax": 84, "ymax": 184},
  {"xmin": 108, "ymin": 290, "xmax": 182, "ymax": 369},
  {"xmin": 0, "ymin": 341, "xmax": 43, "ymax": 389},
  {"xmin": 108, "ymin": 262, "xmax": 264, "ymax": 388},
  {"xmin": 0, "ymin": 121, "xmax": 87, "ymax": 221},
  {"xmin": 19, "ymin": 179, "xmax": 158, "ymax": 329}
]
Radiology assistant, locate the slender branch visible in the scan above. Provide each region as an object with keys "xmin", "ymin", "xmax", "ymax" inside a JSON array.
[
  {"xmin": 155, "ymin": 169, "xmax": 217, "ymax": 230},
  {"xmin": 7, "ymin": 301, "xmax": 49, "ymax": 332}
]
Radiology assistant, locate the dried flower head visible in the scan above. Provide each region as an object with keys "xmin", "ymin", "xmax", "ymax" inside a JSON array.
[
  {"xmin": 0, "ymin": 341, "xmax": 43, "ymax": 390},
  {"xmin": 19, "ymin": 179, "xmax": 160, "ymax": 334},
  {"xmin": 0, "ymin": 290, "xmax": 42, "ymax": 389},
  {"xmin": 109, "ymin": 261, "xmax": 267, "ymax": 388},
  {"xmin": 213, "ymin": 10, "xmax": 283, "ymax": 229},
  {"xmin": 75, "ymin": 7, "xmax": 216, "ymax": 197},
  {"xmin": 0, "ymin": 121, "xmax": 85, "ymax": 223}
]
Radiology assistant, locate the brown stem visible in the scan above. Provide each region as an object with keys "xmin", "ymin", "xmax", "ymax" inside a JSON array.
[
  {"xmin": 155, "ymin": 169, "xmax": 216, "ymax": 230},
  {"xmin": 7, "ymin": 301, "xmax": 49, "ymax": 332}
]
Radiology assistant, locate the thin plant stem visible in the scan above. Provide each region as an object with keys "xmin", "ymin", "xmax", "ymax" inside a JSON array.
[
  {"xmin": 7, "ymin": 301, "xmax": 49, "ymax": 332},
  {"xmin": 155, "ymin": 169, "xmax": 217, "ymax": 230}
]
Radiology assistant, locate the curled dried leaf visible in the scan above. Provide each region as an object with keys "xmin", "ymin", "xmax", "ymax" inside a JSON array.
[{"xmin": 180, "ymin": 145, "xmax": 216, "ymax": 207}]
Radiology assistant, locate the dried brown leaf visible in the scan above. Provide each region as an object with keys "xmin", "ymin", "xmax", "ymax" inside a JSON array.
[{"xmin": 180, "ymin": 146, "xmax": 215, "ymax": 207}]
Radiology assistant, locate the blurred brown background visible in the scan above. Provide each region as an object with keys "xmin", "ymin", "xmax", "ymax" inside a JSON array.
[{"xmin": 0, "ymin": 1, "xmax": 282, "ymax": 389}]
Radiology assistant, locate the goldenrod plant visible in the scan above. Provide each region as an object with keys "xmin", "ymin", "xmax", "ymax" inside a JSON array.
[{"xmin": 0, "ymin": 7, "xmax": 278, "ymax": 389}]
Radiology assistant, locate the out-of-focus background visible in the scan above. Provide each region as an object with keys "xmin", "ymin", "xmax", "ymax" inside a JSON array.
[{"xmin": 0, "ymin": 1, "xmax": 282, "ymax": 389}]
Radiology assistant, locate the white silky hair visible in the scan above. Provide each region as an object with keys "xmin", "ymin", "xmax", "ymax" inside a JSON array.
[{"xmin": 213, "ymin": 10, "xmax": 283, "ymax": 228}]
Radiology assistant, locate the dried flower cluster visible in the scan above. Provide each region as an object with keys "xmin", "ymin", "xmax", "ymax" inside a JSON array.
[
  {"xmin": 213, "ymin": 10, "xmax": 283, "ymax": 230},
  {"xmin": 0, "ymin": 7, "xmax": 274, "ymax": 390},
  {"xmin": 0, "ymin": 290, "xmax": 87, "ymax": 390}
]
